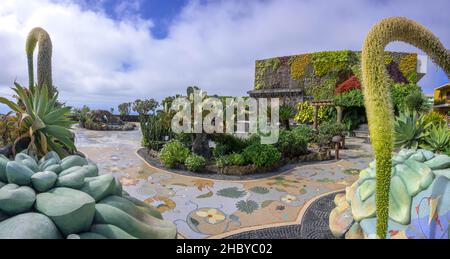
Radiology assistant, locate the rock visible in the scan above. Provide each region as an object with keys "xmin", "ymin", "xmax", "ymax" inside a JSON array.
[
  {"xmin": 358, "ymin": 179, "xmax": 375, "ymax": 202},
  {"xmin": 334, "ymin": 193, "xmax": 346, "ymax": 206},
  {"xmin": 113, "ymin": 177, "xmax": 123, "ymax": 196},
  {"xmin": 122, "ymin": 194, "xmax": 163, "ymax": 219},
  {"xmin": 0, "ymin": 184, "xmax": 36, "ymax": 215},
  {"xmin": 349, "ymin": 186, "xmax": 376, "ymax": 221},
  {"xmin": 38, "ymin": 151, "xmax": 60, "ymax": 165},
  {"xmin": 0, "ymin": 211, "xmax": 8, "ymax": 221},
  {"xmin": 329, "ymin": 199, "xmax": 353, "ymax": 238},
  {"xmin": 0, "ymin": 213, "xmax": 62, "ymax": 239},
  {"xmin": 404, "ymin": 158, "xmax": 434, "ymax": 189},
  {"xmin": 410, "ymin": 150, "xmax": 426, "ymax": 162},
  {"xmin": 418, "ymin": 149, "xmax": 434, "ymax": 161},
  {"xmin": 60, "ymin": 156, "xmax": 88, "ymax": 171},
  {"xmin": 81, "ymin": 175, "xmax": 117, "ymax": 202},
  {"xmin": 6, "ymin": 161, "xmax": 36, "ymax": 186},
  {"xmin": 425, "ymin": 154, "xmax": 450, "ymax": 170},
  {"xmin": 35, "ymin": 187, "xmax": 95, "ymax": 235},
  {"xmin": 406, "ymin": 175, "xmax": 449, "ymax": 239},
  {"xmin": 99, "ymin": 196, "xmax": 167, "ymax": 225},
  {"xmin": 59, "ymin": 166, "xmax": 83, "ymax": 177},
  {"xmin": 90, "ymin": 224, "xmax": 136, "ymax": 239},
  {"xmin": 345, "ymin": 222, "xmax": 364, "ymax": 239},
  {"xmin": 31, "ymin": 171, "xmax": 58, "ymax": 192},
  {"xmin": 67, "ymin": 234, "xmax": 81, "ymax": 239},
  {"xmin": 388, "ymin": 176, "xmax": 411, "ymax": 224},
  {"xmin": 395, "ymin": 164, "xmax": 423, "ymax": 196},
  {"xmin": 433, "ymin": 169, "xmax": 450, "ymax": 179},
  {"xmin": 359, "ymin": 217, "xmax": 409, "ymax": 239},
  {"xmin": 83, "ymin": 163, "xmax": 99, "ymax": 177},
  {"xmin": 398, "ymin": 149, "xmax": 415, "ymax": 159},
  {"xmin": 45, "ymin": 164, "xmax": 63, "ymax": 174},
  {"xmin": 39, "ymin": 158, "xmax": 60, "ymax": 172},
  {"xmin": 15, "ymin": 153, "xmax": 39, "ymax": 172},
  {"xmin": 0, "ymin": 155, "xmax": 8, "ymax": 182},
  {"xmin": 74, "ymin": 232, "xmax": 107, "ymax": 239},
  {"xmin": 56, "ymin": 169, "xmax": 86, "ymax": 189},
  {"xmin": 94, "ymin": 203, "xmax": 177, "ymax": 239}
]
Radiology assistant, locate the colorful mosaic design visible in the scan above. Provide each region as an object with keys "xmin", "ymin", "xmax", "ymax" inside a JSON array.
[{"xmin": 75, "ymin": 127, "xmax": 373, "ymax": 239}]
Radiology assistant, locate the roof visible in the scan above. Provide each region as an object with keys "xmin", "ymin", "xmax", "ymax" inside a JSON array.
[{"xmin": 434, "ymin": 83, "xmax": 450, "ymax": 91}]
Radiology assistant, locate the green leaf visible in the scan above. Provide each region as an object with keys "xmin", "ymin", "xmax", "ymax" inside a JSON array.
[
  {"xmin": 249, "ymin": 186, "xmax": 270, "ymax": 194},
  {"xmin": 196, "ymin": 191, "xmax": 213, "ymax": 199},
  {"xmin": 236, "ymin": 200, "xmax": 259, "ymax": 214},
  {"xmin": 0, "ymin": 97, "xmax": 22, "ymax": 113},
  {"xmin": 217, "ymin": 187, "xmax": 246, "ymax": 198},
  {"xmin": 43, "ymin": 107, "xmax": 71, "ymax": 124},
  {"xmin": 261, "ymin": 200, "xmax": 274, "ymax": 208}
]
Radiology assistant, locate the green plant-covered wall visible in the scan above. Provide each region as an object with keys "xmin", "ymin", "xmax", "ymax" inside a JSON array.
[{"xmin": 254, "ymin": 50, "xmax": 421, "ymax": 100}]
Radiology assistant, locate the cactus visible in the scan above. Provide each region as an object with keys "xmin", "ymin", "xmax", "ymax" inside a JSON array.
[
  {"xmin": 361, "ymin": 17, "xmax": 450, "ymax": 238},
  {"xmin": 26, "ymin": 27, "xmax": 56, "ymax": 96}
]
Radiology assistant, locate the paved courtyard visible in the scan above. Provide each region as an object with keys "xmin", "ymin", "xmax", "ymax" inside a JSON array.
[{"xmin": 75, "ymin": 127, "xmax": 373, "ymax": 239}]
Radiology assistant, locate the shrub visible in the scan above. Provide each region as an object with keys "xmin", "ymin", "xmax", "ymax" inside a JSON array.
[
  {"xmin": 293, "ymin": 124, "xmax": 314, "ymax": 142},
  {"xmin": 276, "ymin": 129, "xmax": 308, "ymax": 158},
  {"xmin": 404, "ymin": 91, "xmax": 431, "ymax": 114},
  {"xmin": 242, "ymin": 144, "xmax": 281, "ymax": 168},
  {"xmin": 185, "ymin": 154, "xmax": 206, "ymax": 172},
  {"xmin": 422, "ymin": 111, "xmax": 446, "ymax": 127},
  {"xmin": 294, "ymin": 101, "xmax": 330, "ymax": 124},
  {"xmin": 394, "ymin": 111, "xmax": 430, "ymax": 149},
  {"xmin": 228, "ymin": 153, "xmax": 246, "ymax": 166},
  {"xmin": 211, "ymin": 134, "xmax": 247, "ymax": 155},
  {"xmin": 420, "ymin": 124, "xmax": 450, "ymax": 153},
  {"xmin": 159, "ymin": 140, "xmax": 190, "ymax": 168},
  {"xmin": 316, "ymin": 121, "xmax": 346, "ymax": 146},
  {"xmin": 212, "ymin": 143, "xmax": 228, "ymax": 158},
  {"xmin": 335, "ymin": 75, "xmax": 361, "ymax": 94},
  {"xmin": 0, "ymin": 84, "xmax": 76, "ymax": 158}
]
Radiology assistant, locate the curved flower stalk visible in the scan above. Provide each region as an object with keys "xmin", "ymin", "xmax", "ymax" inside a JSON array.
[
  {"xmin": 361, "ymin": 17, "xmax": 450, "ymax": 238},
  {"xmin": 26, "ymin": 27, "xmax": 55, "ymax": 96}
]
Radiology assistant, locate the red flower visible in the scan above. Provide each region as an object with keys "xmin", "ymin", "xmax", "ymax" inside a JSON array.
[{"xmin": 336, "ymin": 75, "xmax": 361, "ymax": 94}]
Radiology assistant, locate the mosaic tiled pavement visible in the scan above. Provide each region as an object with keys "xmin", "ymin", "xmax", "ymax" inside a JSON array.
[{"xmin": 74, "ymin": 126, "xmax": 373, "ymax": 239}]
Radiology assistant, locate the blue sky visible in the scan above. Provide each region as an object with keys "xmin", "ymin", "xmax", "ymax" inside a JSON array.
[{"xmin": 0, "ymin": 0, "xmax": 448, "ymax": 113}]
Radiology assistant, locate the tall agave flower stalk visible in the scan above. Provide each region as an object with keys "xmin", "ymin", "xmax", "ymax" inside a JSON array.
[
  {"xmin": 26, "ymin": 27, "xmax": 56, "ymax": 96},
  {"xmin": 361, "ymin": 17, "xmax": 450, "ymax": 238}
]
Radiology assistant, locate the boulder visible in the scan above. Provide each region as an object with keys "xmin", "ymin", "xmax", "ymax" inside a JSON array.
[
  {"xmin": 94, "ymin": 203, "xmax": 177, "ymax": 239},
  {"xmin": 15, "ymin": 153, "xmax": 39, "ymax": 172},
  {"xmin": 83, "ymin": 163, "xmax": 99, "ymax": 177},
  {"xmin": 56, "ymin": 169, "xmax": 86, "ymax": 189},
  {"xmin": 122, "ymin": 193, "xmax": 163, "ymax": 219},
  {"xmin": 0, "ymin": 211, "xmax": 8, "ymax": 222},
  {"xmin": 90, "ymin": 224, "xmax": 136, "ymax": 239},
  {"xmin": 6, "ymin": 161, "xmax": 35, "ymax": 186},
  {"xmin": 425, "ymin": 154, "xmax": 450, "ymax": 170},
  {"xmin": 31, "ymin": 171, "xmax": 58, "ymax": 192},
  {"xmin": 329, "ymin": 199, "xmax": 353, "ymax": 238},
  {"xmin": 81, "ymin": 175, "xmax": 116, "ymax": 202},
  {"xmin": 0, "ymin": 155, "xmax": 8, "ymax": 182},
  {"xmin": 35, "ymin": 187, "xmax": 95, "ymax": 235},
  {"xmin": 345, "ymin": 222, "xmax": 364, "ymax": 239},
  {"xmin": 39, "ymin": 158, "xmax": 60, "ymax": 172},
  {"xmin": 0, "ymin": 213, "xmax": 62, "ymax": 239},
  {"xmin": 0, "ymin": 184, "xmax": 36, "ymax": 215},
  {"xmin": 77, "ymin": 232, "xmax": 107, "ymax": 239},
  {"xmin": 60, "ymin": 156, "xmax": 88, "ymax": 171},
  {"xmin": 45, "ymin": 164, "xmax": 63, "ymax": 175},
  {"xmin": 38, "ymin": 151, "xmax": 60, "ymax": 165}
]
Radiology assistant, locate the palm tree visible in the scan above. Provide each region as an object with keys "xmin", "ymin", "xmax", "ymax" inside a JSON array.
[{"xmin": 279, "ymin": 105, "xmax": 295, "ymax": 130}]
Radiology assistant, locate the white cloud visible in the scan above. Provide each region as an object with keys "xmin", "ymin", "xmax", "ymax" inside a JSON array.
[{"xmin": 0, "ymin": 0, "xmax": 448, "ymax": 112}]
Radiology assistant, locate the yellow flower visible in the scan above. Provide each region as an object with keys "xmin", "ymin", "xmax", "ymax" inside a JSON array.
[
  {"xmin": 195, "ymin": 209, "xmax": 226, "ymax": 224},
  {"xmin": 281, "ymin": 194, "xmax": 297, "ymax": 203}
]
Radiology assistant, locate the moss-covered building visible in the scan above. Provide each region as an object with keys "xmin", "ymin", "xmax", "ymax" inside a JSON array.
[{"xmin": 248, "ymin": 50, "xmax": 426, "ymax": 106}]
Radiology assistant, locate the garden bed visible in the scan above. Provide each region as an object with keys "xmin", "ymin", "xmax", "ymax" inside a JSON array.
[{"xmin": 138, "ymin": 147, "xmax": 332, "ymax": 180}]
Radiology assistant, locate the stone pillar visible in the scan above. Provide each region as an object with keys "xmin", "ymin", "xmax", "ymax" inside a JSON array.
[
  {"xmin": 336, "ymin": 106, "xmax": 344, "ymax": 124},
  {"xmin": 313, "ymin": 105, "xmax": 319, "ymax": 130}
]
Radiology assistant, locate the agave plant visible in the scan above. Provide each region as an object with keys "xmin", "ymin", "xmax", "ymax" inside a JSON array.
[
  {"xmin": 0, "ymin": 83, "xmax": 76, "ymax": 158},
  {"xmin": 394, "ymin": 111, "xmax": 431, "ymax": 149},
  {"xmin": 420, "ymin": 124, "xmax": 450, "ymax": 153}
]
